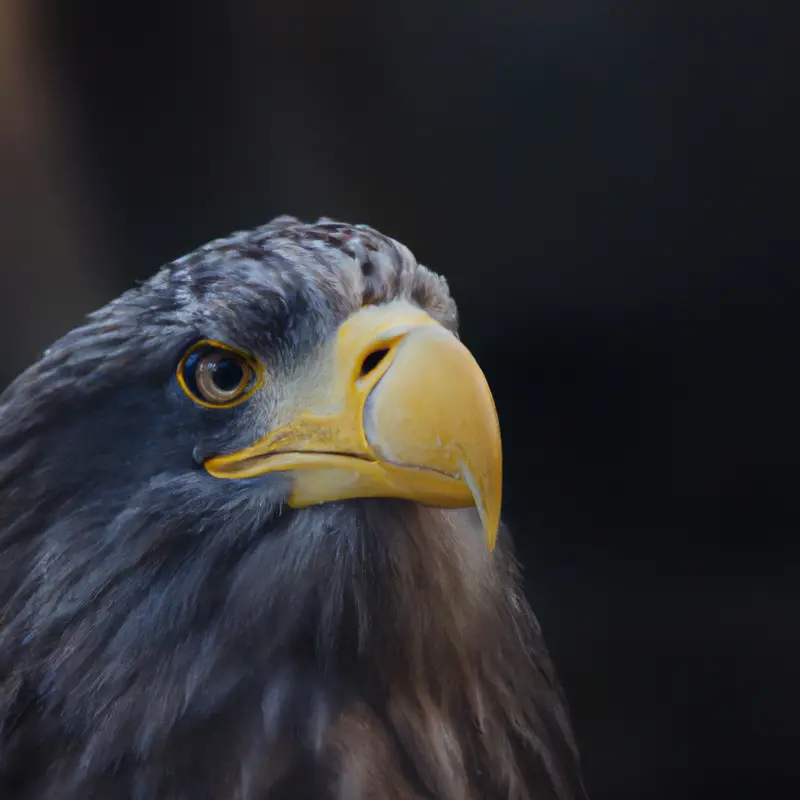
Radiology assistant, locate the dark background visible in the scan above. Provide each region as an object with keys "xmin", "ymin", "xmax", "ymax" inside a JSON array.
[{"xmin": 0, "ymin": 2, "xmax": 796, "ymax": 798}]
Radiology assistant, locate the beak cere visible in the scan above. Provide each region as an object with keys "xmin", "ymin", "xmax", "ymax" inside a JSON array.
[{"xmin": 204, "ymin": 301, "xmax": 503, "ymax": 549}]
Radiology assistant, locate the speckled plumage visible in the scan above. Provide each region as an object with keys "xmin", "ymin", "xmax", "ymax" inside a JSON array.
[{"xmin": 0, "ymin": 218, "xmax": 586, "ymax": 799}]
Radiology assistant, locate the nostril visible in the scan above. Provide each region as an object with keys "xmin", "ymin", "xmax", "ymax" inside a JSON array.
[{"xmin": 360, "ymin": 348, "xmax": 390, "ymax": 377}]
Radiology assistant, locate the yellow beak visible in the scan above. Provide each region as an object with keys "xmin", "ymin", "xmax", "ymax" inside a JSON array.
[{"xmin": 204, "ymin": 301, "xmax": 502, "ymax": 550}]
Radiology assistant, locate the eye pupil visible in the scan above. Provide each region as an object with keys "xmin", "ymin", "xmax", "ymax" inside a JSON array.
[{"xmin": 211, "ymin": 358, "xmax": 245, "ymax": 392}]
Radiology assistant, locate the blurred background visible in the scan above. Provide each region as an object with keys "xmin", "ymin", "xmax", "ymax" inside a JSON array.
[{"xmin": 0, "ymin": 1, "xmax": 796, "ymax": 798}]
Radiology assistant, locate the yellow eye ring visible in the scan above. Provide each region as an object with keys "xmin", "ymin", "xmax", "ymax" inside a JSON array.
[{"xmin": 177, "ymin": 340, "xmax": 263, "ymax": 408}]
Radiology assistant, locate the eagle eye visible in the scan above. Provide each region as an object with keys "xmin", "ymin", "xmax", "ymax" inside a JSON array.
[{"xmin": 177, "ymin": 340, "xmax": 262, "ymax": 408}]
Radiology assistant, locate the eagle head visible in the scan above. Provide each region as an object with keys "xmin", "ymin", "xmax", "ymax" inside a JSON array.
[{"xmin": 0, "ymin": 218, "xmax": 585, "ymax": 799}]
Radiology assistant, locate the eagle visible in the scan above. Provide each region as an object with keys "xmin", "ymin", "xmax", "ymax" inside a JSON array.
[{"xmin": 0, "ymin": 217, "xmax": 587, "ymax": 800}]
